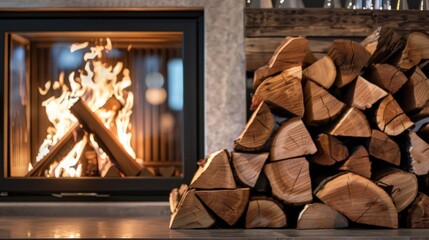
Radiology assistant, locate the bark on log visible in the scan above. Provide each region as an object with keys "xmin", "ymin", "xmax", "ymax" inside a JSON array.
[
  {"xmin": 302, "ymin": 55, "xmax": 336, "ymax": 89},
  {"xmin": 327, "ymin": 40, "xmax": 371, "ymax": 87},
  {"xmin": 251, "ymin": 66, "xmax": 304, "ymax": 117},
  {"xmin": 231, "ymin": 152, "xmax": 268, "ymax": 188},
  {"xmin": 373, "ymin": 167, "xmax": 418, "ymax": 212},
  {"xmin": 270, "ymin": 118, "xmax": 317, "ymax": 161},
  {"xmin": 190, "ymin": 149, "xmax": 236, "ymax": 189},
  {"xmin": 234, "ymin": 102, "xmax": 274, "ymax": 151},
  {"xmin": 397, "ymin": 32, "xmax": 429, "ymax": 70},
  {"xmin": 315, "ymin": 172, "xmax": 398, "ymax": 228},
  {"xmin": 398, "ymin": 67, "xmax": 429, "ymax": 112},
  {"xmin": 312, "ymin": 133, "xmax": 349, "ymax": 166},
  {"xmin": 169, "ymin": 189, "xmax": 215, "ymax": 229},
  {"xmin": 406, "ymin": 192, "xmax": 429, "ymax": 228},
  {"xmin": 361, "ymin": 26, "xmax": 403, "ymax": 65},
  {"xmin": 253, "ymin": 37, "xmax": 308, "ymax": 89},
  {"xmin": 264, "ymin": 157, "xmax": 312, "ymax": 205},
  {"xmin": 345, "ymin": 76, "xmax": 387, "ymax": 110},
  {"xmin": 338, "ymin": 145, "xmax": 371, "ymax": 179},
  {"xmin": 304, "ymin": 80, "xmax": 345, "ymax": 125},
  {"xmin": 70, "ymin": 98, "xmax": 142, "ymax": 176},
  {"xmin": 406, "ymin": 130, "xmax": 429, "ymax": 176},
  {"xmin": 297, "ymin": 203, "xmax": 348, "ymax": 230},
  {"xmin": 376, "ymin": 94, "xmax": 414, "ymax": 136},
  {"xmin": 245, "ymin": 198, "xmax": 287, "ymax": 228},
  {"xmin": 366, "ymin": 64, "xmax": 407, "ymax": 94},
  {"xmin": 169, "ymin": 184, "xmax": 188, "ymax": 213},
  {"xmin": 329, "ymin": 107, "xmax": 371, "ymax": 137},
  {"xmin": 368, "ymin": 129, "xmax": 401, "ymax": 166},
  {"xmin": 196, "ymin": 188, "xmax": 250, "ymax": 226}
]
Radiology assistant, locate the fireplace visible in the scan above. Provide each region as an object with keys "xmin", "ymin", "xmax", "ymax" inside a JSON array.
[{"xmin": 0, "ymin": 11, "xmax": 204, "ymax": 199}]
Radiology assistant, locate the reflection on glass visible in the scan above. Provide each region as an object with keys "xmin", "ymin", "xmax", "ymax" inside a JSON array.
[
  {"xmin": 420, "ymin": 0, "xmax": 429, "ymax": 10},
  {"xmin": 273, "ymin": 0, "xmax": 305, "ymax": 8},
  {"xmin": 324, "ymin": 0, "xmax": 342, "ymax": 8}
]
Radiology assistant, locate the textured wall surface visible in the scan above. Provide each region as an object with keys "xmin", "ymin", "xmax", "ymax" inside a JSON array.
[{"xmin": 0, "ymin": 0, "xmax": 246, "ymax": 154}]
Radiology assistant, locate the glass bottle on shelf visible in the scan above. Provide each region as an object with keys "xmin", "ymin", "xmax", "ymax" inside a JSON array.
[
  {"xmin": 420, "ymin": 0, "xmax": 429, "ymax": 10},
  {"xmin": 273, "ymin": 0, "xmax": 305, "ymax": 8},
  {"xmin": 324, "ymin": 0, "xmax": 342, "ymax": 8},
  {"xmin": 396, "ymin": 0, "xmax": 409, "ymax": 9},
  {"xmin": 345, "ymin": 0, "xmax": 362, "ymax": 9}
]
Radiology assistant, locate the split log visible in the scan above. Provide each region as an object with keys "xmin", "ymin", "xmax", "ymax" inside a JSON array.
[
  {"xmin": 376, "ymin": 94, "xmax": 414, "ymax": 136},
  {"xmin": 70, "ymin": 98, "xmax": 141, "ymax": 176},
  {"xmin": 169, "ymin": 189, "xmax": 215, "ymax": 229},
  {"xmin": 169, "ymin": 184, "xmax": 188, "ymax": 213},
  {"xmin": 231, "ymin": 152, "xmax": 268, "ymax": 188},
  {"xmin": 328, "ymin": 107, "xmax": 371, "ymax": 137},
  {"xmin": 418, "ymin": 122, "xmax": 429, "ymax": 142},
  {"xmin": 406, "ymin": 192, "xmax": 429, "ymax": 228},
  {"xmin": 303, "ymin": 80, "xmax": 345, "ymax": 125},
  {"xmin": 312, "ymin": 133, "xmax": 349, "ymax": 166},
  {"xmin": 361, "ymin": 26, "xmax": 403, "ymax": 65},
  {"xmin": 245, "ymin": 198, "xmax": 287, "ymax": 228},
  {"xmin": 264, "ymin": 157, "xmax": 312, "ymax": 205},
  {"xmin": 368, "ymin": 129, "xmax": 401, "ymax": 166},
  {"xmin": 315, "ymin": 172, "xmax": 398, "ymax": 228},
  {"xmin": 373, "ymin": 167, "xmax": 418, "ymax": 212},
  {"xmin": 234, "ymin": 102, "xmax": 274, "ymax": 151},
  {"xmin": 296, "ymin": 203, "xmax": 348, "ymax": 229},
  {"xmin": 345, "ymin": 76, "xmax": 387, "ymax": 110},
  {"xmin": 397, "ymin": 32, "xmax": 429, "ymax": 70},
  {"xmin": 398, "ymin": 67, "xmax": 429, "ymax": 112},
  {"xmin": 253, "ymin": 37, "xmax": 308, "ymax": 89},
  {"xmin": 406, "ymin": 130, "xmax": 429, "ymax": 176},
  {"xmin": 26, "ymin": 123, "xmax": 82, "ymax": 177},
  {"xmin": 104, "ymin": 165, "xmax": 123, "ymax": 177},
  {"xmin": 302, "ymin": 55, "xmax": 336, "ymax": 89},
  {"xmin": 195, "ymin": 188, "xmax": 250, "ymax": 226},
  {"xmin": 366, "ymin": 64, "xmax": 407, "ymax": 94},
  {"xmin": 270, "ymin": 118, "xmax": 317, "ymax": 161},
  {"xmin": 190, "ymin": 149, "xmax": 236, "ymax": 189},
  {"xmin": 251, "ymin": 66, "xmax": 304, "ymax": 117},
  {"xmin": 338, "ymin": 145, "xmax": 371, "ymax": 179},
  {"xmin": 327, "ymin": 40, "xmax": 371, "ymax": 87},
  {"xmin": 413, "ymin": 102, "xmax": 429, "ymax": 120}
]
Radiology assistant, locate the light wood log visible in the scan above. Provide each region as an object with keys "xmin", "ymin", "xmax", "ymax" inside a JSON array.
[
  {"xmin": 302, "ymin": 55, "xmax": 336, "ymax": 89},
  {"xmin": 398, "ymin": 67, "xmax": 429, "ymax": 112},
  {"xmin": 366, "ymin": 64, "xmax": 407, "ymax": 94},
  {"xmin": 169, "ymin": 184, "xmax": 188, "ymax": 213},
  {"xmin": 251, "ymin": 66, "xmax": 304, "ymax": 117},
  {"xmin": 312, "ymin": 133, "xmax": 349, "ymax": 166},
  {"xmin": 231, "ymin": 152, "xmax": 268, "ymax": 188},
  {"xmin": 297, "ymin": 203, "xmax": 348, "ymax": 230},
  {"xmin": 368, "ymin": 129, "xmax": 401, "ymax": 166},
  {"xmin": 361, "ymin": 26, "xmax": 403, "ymax": 65},
  {"xmin": 376, "ymin": 94, "xmax": 414, "ymax": 136},
  {"xmin": 338, "ymin": 145, "xmax": 371, "ymax": 179},
  {"xmin": 169, "ymin": 189, "xmax": 215, "ymax": 229},
  {"xmin": 196, "ymin": 188, "xmax": 250, "ymax": 226},
  {"xmin": 270, "ymin": 118, "xmax": 317, "ymax": 161},
  {"xmin": 327, "ymin": 40, "xmax": 371, "ymax": 87},
  {"xmin": 304, "ymin": 80, "xmax": 345, "ymax": 125},
  {"xmin": 345, "ymin": 76, "xmax": 387, "ymax": 110},
  {"xmin": 328, "ymin": 107, "xmax": 371, "ymax": 137},
  {"xmin": 398, "ymin": 32, "xmax": 429, "ymax": 70},
  {"xmin": 373, "ymin": 167, "xmax": 418, "ymax": 212},
  {"xmin": 234, "ymin": 102, "xmax": 274, "ymax": 151},
  {"xmin": 315, "ymin": 172, "xmax": 398, "ymax": 228},
  {"xmin": 190, "ymin": 149, "xmax": 236, "ymax": 189},
  {"xmin": 407, "ymin": 192, "xmax": 429, "ymax": 228},
  {"xmin": 245, "ymin": 198, "xmax": 287, "ymax": 228},
  {"xmin": 253, "ymin": 37, "xmax": 308, "ymax": 89},
  {"xmin": 264, "ymin": 157, "xmax": 312, "ymax": 205},
  {"xmin": 406, "ymin": 130, "xmax": 429, "ymax": 176}
]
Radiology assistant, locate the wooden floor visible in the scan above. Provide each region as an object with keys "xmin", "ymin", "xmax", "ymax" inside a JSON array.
[{"xmin": 0, "ymin": 216, "xmax": 429, "ymax": 239}]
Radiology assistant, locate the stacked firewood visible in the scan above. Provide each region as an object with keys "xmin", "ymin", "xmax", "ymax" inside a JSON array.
[{"xmin": 169, "ymin": 27, "xmax": 429, "ymax": 229}]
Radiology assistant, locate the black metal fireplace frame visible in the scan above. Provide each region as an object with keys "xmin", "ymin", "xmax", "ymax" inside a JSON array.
[{"xmin": 0, "ymin": 10, "xmax": 204, "ymax": 200}]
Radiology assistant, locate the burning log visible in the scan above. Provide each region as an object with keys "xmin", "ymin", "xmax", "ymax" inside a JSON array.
[
  {"xmin": 26, "ymin": 123, "xmax": 82, "ymax": 177},
  {"xmin": 69, "ymin": 98, "xmax": 141, "ymax": 176}
]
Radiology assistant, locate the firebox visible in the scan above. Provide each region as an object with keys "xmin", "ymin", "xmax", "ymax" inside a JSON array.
[{"xmin": 0, "ymin": 11, "xmax": 204, "ymax": 199}]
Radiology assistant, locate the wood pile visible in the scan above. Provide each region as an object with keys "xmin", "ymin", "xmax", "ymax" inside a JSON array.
[{"xmin": 170, "ymin": 27, "xmax": 429, "ymax": 230}]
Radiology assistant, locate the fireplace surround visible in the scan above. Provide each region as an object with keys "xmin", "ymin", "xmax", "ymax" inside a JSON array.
[{"xmin": 0, "ymin": 1, "xmax": 246, "ymax": 199}]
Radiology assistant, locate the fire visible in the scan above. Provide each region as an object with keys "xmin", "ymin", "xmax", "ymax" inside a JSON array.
[{"xmin": 32, "ymin": 38, "xmax": 136, "ymax": 177}]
